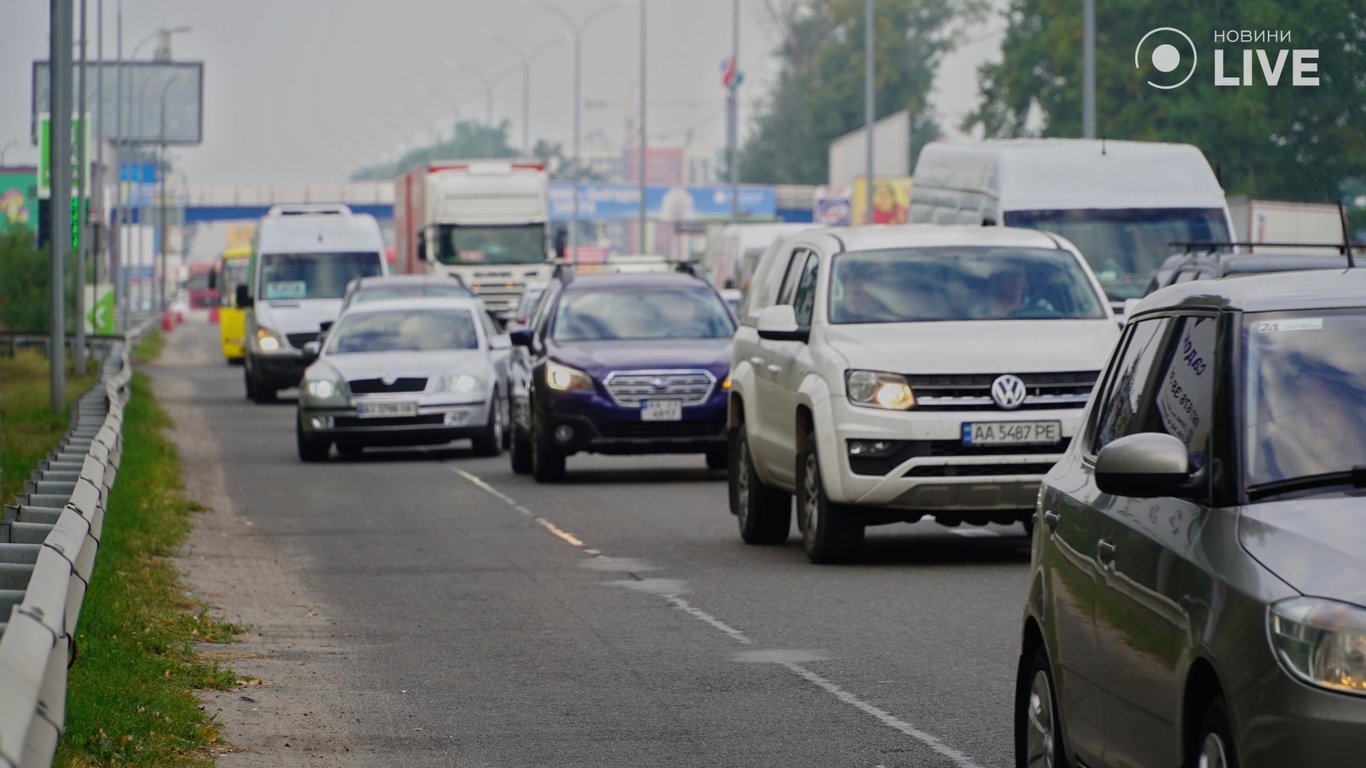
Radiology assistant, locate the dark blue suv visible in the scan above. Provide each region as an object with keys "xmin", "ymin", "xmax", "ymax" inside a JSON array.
[{"xmin": 508, "ymin": 269, "xmax": 735, "ymax": 481}]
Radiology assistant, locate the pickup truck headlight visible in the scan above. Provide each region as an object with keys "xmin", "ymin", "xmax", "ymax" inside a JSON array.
[
  {"xmin": 256, "ymin": 326, "xmax": 286, "ymax": 353},
  {"xmin": 546, "ymin": 360, "xmax": 594, "ymax": 392},
  {"xmin": 845, "ymin": 370, "xmax": 915, "ymax": 410},
  {"xmin": 438, "ymin": 373, "xmax": 482, "ymax": 395},
  {"xmin": 1270, "ymin": 597, "xmax": 1366, "ymax": 696},
  {"xmin": 302, "ymin": 376, "xmax": 347, "ymax": 405}
]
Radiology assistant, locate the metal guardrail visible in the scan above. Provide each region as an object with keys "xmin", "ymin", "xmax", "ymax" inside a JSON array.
[{"xmin": 0, "ymin": 323, "xmax": 144, "ymax": 767}]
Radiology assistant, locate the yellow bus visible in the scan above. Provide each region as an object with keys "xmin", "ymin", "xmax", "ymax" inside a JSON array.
[{"xmin": 218, "ymin": 245, "xmax": 252, "ymax": 362}]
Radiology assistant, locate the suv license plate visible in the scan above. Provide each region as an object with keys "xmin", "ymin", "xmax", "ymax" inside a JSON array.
[
  {"xmin": 641, "ymin": 399, "xmax": 683, "ymax": 421},
  {"xmin": 961, "ymin": 420, "xmax": 1061, "ymax": 446},
  {"xmin": 357, "ymin": 401, "xmax": 418, "ymax": 419}
]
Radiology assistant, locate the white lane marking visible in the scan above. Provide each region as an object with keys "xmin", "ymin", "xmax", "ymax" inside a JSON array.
[
  {"xmin": 451, "ymin": 468, "xmax": 984, "ymax": 767},
  {"xmin": 733, "ymin": 648, "xmax": 828, "ymax": 664},
  {"xmin": 783, "ymin": 663, "xmax": 986, "ymax": 768}
]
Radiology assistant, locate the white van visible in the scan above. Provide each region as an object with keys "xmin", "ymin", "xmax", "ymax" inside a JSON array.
[
  {"xmin": 908, "ymin": 139, "xmax": 1235, "ymax": 306},
  {"xmin": 240, "ymin": 204, "xmax": 387, "ymax": 403},
  {"xmin": 706, "ymin": 223, "xmax": 822, "ymax": 294}
]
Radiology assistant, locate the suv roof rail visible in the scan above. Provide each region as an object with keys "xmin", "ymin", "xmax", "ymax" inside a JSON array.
[
  {"xmin": 1170, "ymin": 240, "xmax": 1363, "ymax": 255},
  {"xmin": 267, "ymin": 203, "xmax": 352, "ymax": 217}
]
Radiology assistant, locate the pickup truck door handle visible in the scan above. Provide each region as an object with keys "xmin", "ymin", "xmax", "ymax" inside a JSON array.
[
  {"xmin": 749, "ymin": 356, "xmax": 764, "ymax": 366},
  {"xmin": 1097, "ymin": 539, "xmax": 1117, "ymax": 565},
  {"xmin": 1042, "ymin": 511, "xmax": 1061, "ymax": 531},
  {"xmin": 766, "ymin": 364, "xmax": 782, "ymax": 374}
]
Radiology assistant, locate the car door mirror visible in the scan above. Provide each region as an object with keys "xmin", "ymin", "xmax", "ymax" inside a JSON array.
[
  {"xmin": 236, "ymin": 284, "xmax": 253, "ymax": 308},
  {"xmin": 319, "ymin": 320, "xmax": 334, "ymax": 333},
  {"xmin": 509, "ymin": 328, "xmax": 533, "ymax": 348},
  {"xmin": 1095, "ymin": 432, "xmax": 1200, "ymax": 497},
  {"xmin": 491, "ymin": 334, "xmax": 512, "ymax": 350},
  {"xmin": 301, "ymin": 341, "xmax": 321, "ymax": 361},
  {"xmin": 756, "ymin": 304, "xmax": 808, "ymax": 343}
]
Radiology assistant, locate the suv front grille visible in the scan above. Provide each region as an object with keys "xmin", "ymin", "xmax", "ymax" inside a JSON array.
[
  {"xmin": 286, "ymin": 332, "xmax": 319, "ymax": 349},
  {"xmin": 348, "ymin": 377, "xmax": 427, "ymax": 394},
  {"xmin": 906, "ymin": 371, "xmax": 1099, "ymax": 411},
  {"xmin": 599, "ymin": 421, "xmax": 724, "ymax": 439},
  {"xmin": 604, "ymin": 370, "xmax": 716, "ymax": 407}
]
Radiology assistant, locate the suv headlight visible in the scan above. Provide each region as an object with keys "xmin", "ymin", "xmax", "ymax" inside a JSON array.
[
  {"xmin": 1269, "ymin": 597, "xmax": 1366, "ymax": 696},
  {"xmin": 845, "ymin": 370, "xmax": 915, "ymax": 410},
  {"xmin": 303, "ymin": 376, "xmax": 347, "ymax": 405},
  {"xmin": 438, "ymin": 373, "xmax": 483, "ymax": 395},
  {"xmin": 256, "ymin": 326, "xmax": 286, "ymax": 353},
  {"xmin": 545, "ymin": 360, "xmax": 594, "ymax": 392}
]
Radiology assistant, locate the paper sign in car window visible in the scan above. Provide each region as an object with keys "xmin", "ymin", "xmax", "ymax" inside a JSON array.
[
  {"xmin": 266, "ymin": 280, "xmax": 307, "ymax": 300},
  {"xmin": 1254, "ymin": 318, "xmax": 1323, "ymax": 333}
]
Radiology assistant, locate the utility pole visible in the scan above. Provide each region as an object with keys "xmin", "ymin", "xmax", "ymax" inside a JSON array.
[
  {"xmin": 75, "ymin": 0, "xmax": 88, "ymax": 375},
  {"xmin": 864, "ymin": 0, "xmax": 875, "ymax": 226},
  {"xmin": 51, "ymin": 0, "xmax": 74, "ymax": 413},
  {"xmin": 114, "ymin": 0, "xmax": 125, "ymax": 330},
  {"xmin": 728, "ymin": 0, "xmax": 739, "ymax": 223},
  {"xmin": 1082, "ymin": 0, "xmax": 1096, "ymax": 138},
  {"xmin": 638, "ymin": 0, "xmax": 647, "ymax": 253}
]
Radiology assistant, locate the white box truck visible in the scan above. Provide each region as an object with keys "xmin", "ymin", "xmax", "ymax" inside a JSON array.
[
  {"xmin": 1226, "ymin": 197, "xmax": 1346, "ymax": 252},
  {"xmin": 909, "ymin": 139, "xmax": 1236, "ymax": 306}
]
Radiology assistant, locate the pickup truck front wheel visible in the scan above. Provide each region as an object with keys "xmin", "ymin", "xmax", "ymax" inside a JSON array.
[
  {"xmin": 730, "ymin": 423, "xmax": 790, "ymax": 545},
  {"xmin": 798, "ymin": 428, "xmax": 863, "ymax": 564}
]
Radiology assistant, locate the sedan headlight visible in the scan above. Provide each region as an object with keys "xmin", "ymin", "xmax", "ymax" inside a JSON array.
[
  {"xmin": 1269, "ymin": 597, "xmax": 1366, "ymax": 696},
  {"xmin": 545, "ymin": 360, "xmax": 594, "ymax": 392},
  {"xmin": 256, "ymin": 326, "xmax": 286, "ymax": 353},
  {"xmin": 438, "ymin": 373, "xmax": 483, "ymax": 395},
  {"xmin": 845, "ymin": 369, "xmax": 915, "ymax": 410},
  {"xmin": 303, "ymin": 376, "xmax": 347, "ymax": 405}
]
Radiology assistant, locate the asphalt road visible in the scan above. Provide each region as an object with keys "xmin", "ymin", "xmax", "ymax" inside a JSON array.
[{"xmin": 160, "ymin": 318, "xmax": 1031, "ymax": 768}]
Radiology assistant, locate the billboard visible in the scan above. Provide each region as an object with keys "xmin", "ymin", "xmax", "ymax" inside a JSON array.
[
  {"xmin": 549, "ymin": 183, "xmax": 776, "ymax": 221},
  {"xmin": 33, "ymin": 60, "xmax": 204, "ymax": 145},
  {"xmin": 851, "ymin": 177, "xmax": 912, "ymax": 225},
  {"xmin": 0, "ymin": 169, "xmax": 38, "ymax": 234}
]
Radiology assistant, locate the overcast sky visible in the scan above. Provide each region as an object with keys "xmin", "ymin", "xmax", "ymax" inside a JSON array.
[{"xmin": 1, "ymin": 1, "xmax": 1002, "ymax": 184}]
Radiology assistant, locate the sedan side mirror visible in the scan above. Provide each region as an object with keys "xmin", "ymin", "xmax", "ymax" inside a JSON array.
[
  {"xmin": 756, "ymin": 304, "xmax": 809, "ymax": 343},
  {"xmin": 509, "ymin": 329, "xmax": 533, "ymax": 348},
  {"xmin": 236, "ymin": 284, "xmax": 253, "ymax": 308},
  {"xmin": 1095, "ymin": 432, "xmax": 1202, "ymax": 498},
  {"xmin": 301, "ymin": 341, "xmax": 321, "ymax": 361}
]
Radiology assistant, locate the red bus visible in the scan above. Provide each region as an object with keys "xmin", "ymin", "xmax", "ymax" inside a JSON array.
[{"xmin": 186, "ymin": 260, "xmax": 219, "ymax": 309}]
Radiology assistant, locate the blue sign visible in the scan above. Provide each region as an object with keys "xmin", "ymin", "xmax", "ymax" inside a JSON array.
[
  {"xmin": 119, "ymin": 162, "xmax": 158, "ymax": 184},
  {"xmin": 549, "ymin": 183, "xmax": 776, "ymax": 221}
]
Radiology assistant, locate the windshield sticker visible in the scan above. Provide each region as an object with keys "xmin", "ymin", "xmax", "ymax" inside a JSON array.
[
  {"xmin": 1254, "ymin": 318, "xmax": 1323, "ymax": 333},
  {"xmin": 265, "ymin": 280, "xmax": 307, "ymax": 300}
]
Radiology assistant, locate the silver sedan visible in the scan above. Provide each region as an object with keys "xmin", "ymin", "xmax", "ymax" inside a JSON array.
[{"xmin": 295, "ymin": 297, "xmax": 511, "ymax": 461}]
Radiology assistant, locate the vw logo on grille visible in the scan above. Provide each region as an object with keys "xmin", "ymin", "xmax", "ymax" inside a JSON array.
[
  {"xmin": 650, "ymin": 377, "xmax": 669, "ymax": 390},
  {"xmin": 381, "ymin": 374, "xmax": 397, "ymax": 386},
  {"xmin": 991, "ymin": 374, "xmax": 1027, "ymax": 410}
]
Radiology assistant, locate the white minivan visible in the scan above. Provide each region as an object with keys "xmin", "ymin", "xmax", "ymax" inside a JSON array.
[
  {"xmin": 908, "ymin": 139, "xmax": 1235, "ymax": 308},
  {"xmin": 239, "ymin": 204, "xmax": 387, "ymax": 403},
  {"xmin": 728, "ymin": 225, "xmax": 1120, "ymax": 563}
]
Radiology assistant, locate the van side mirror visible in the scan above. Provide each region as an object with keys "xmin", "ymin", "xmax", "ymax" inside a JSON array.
[
  {"xmin": 236, "ymin": 284, "xmax": 253, "ymax": 308},
  {"xmin": 756, "ymin": 305, "xmax": 808, "ymax": 343}
]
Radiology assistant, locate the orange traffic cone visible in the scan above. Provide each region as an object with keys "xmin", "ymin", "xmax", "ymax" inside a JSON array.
[{"xmin": 162, "ymin": 310, "xmax": 174, "ymax": 331}]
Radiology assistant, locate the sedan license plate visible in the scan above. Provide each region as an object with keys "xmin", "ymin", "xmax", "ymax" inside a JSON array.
[
  {"xmin": 356, "ymin": 401, "xmax": 418, "ymax": 419},
  {"xmin": 641, "ymin": 399, "xmax": 683, "ymax": 422},
  {"xmin": 961, "ymin": 420, "xmax": 1061, "ymax": 446}
]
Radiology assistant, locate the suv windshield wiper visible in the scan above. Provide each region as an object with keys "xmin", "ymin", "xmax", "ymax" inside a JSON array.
[{"xmin": 1247, "ymin": 466, "xmax": 1366, "ymax": 500}]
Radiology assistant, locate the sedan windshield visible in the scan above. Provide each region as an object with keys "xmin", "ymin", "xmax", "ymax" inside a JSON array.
[
  {"xmin": 1243, "ymin": 309, "xmax": 1366, "ymax": 487},
  {"xmin": 553, "ymin": 287, "xmax": 736, "ymax": 341},
  {"xmin": 829, "ymin": 246, "xmax": 1107, "ymax": 324},
  {"xmin": 260, "ymin": 252, "xmax": 383, "ymax": 300},
  {"xmin": 328, "ymin": 310, "xmax": 479, "ymax": 354}
]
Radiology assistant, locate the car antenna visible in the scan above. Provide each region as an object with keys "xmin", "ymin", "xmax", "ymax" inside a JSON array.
[
  {"xmin": 1100, "ymin": 134, "xmax": 1106, "ymax": 156},
  {"xmin": 1339, "ymin": 200, "xmax": 1356, "ymax": 268}
]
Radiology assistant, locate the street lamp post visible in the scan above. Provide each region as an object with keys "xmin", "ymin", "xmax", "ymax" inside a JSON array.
[
  {"xmin": 486, "ymin": 35, "xmax": 565, "ymax": 157},
  {"xmin": 157, "ymin": 75, "xmax": 184, "ymax": 312},
  {"xmin": 534, "ymin": 1, "xmax": 627, "ymax": 263}
]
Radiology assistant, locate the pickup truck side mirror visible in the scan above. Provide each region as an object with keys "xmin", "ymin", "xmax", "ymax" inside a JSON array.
[
  {"xmin": 236, "ymin": 284, "xmax": 253, "ymax": 308},
  {"xmin": 756, "ymin": 305, "xmax": 809, "ymax": 343},
  {"xmin": 509, "ymin": 329, "xmax": 533, "ymax": 348}
]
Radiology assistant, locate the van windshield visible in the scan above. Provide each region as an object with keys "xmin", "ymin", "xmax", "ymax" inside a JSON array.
[
  {"xmin": 1004, "ymin": 208, "xmax": 1230, "ymax": 301},
  {"xmin": 259, "ymin": 252, "xmax": 383, "ymax": 300},
  {"xmin": 436, "ymin": 224, "xmax": 547, "ymax": 265}
]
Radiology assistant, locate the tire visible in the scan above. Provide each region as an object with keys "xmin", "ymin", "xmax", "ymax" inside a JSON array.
[
  {"xmin": 705, "ymin": 447, "xmax": 728, "ymax": 471},
  {"xmin": 509, "ymin": 427, "xmax": 533, "ymax": 474},
  {"xmin": 531, "ymin": 419, "xmax": 565, "ymax": 482},
  {"xmin": 296, "ymin": 417, "xmax": 331, "ymax": 462},
  {"xmin": 1015, "ymin": 642, "xmax": 1069, "ymax": 768},
  {"xmin": 501, "ymin": 394, "xmax": 513, "ymax": 450},
  {"xmin": 1189, "ymin": 696, "xmax": 1239, "ymax": 768},
  {"xmin": 729, "ymin": 423, "xmax": 791, "ymax": 545},
  {"xmin": 249, "ymin": 363, "xmax": 277, "ymax": 404},
  {"xmin": 797, "ymin": 427, "xmax": 863, "ymax": 564},
  {"xmin": 471, "ymin": 392, "xmax": 506, "ymax": 457},
  {"xmin": 244, "ymin": 364, "xmax": 256, "ymax": 400}
]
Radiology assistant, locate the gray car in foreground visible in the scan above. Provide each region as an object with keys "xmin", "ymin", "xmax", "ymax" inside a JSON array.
[
  {"xmin": 1018, "ymin": 269, "xmax": 1366, "ymax": 768},
  {"xmin": 296, "ymin": 297, "xmax": 510, "ymax": 461}
]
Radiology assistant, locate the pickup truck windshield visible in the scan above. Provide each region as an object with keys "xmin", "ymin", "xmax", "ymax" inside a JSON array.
[
  {"xmin": 1244, "ymin": 309, "xmax": 1366, "ymax": 489},
  {"xmin": 436, "ymin": 224, "xmax": 547, "ymax": 265},
  {"xmin": 1004, "ymin": 207, "xmax": 1231, "ymax": 301}
]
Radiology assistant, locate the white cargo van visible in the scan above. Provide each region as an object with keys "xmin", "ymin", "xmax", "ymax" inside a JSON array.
[
  {"xmin": 239, "ymin": 204, "xmax": 387, "ymax": 403},
  {"xmin": 908, "ymin": 139, "xmax": 1235, "ymax": 306}
]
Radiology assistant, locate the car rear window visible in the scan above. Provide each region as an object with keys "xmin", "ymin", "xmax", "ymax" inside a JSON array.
[{"xmin": 328, "ymin": 309, "xmax": 479, "ymax": 353}]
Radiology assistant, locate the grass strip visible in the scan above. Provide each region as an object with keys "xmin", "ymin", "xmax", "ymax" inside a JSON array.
[
  {"xmin": 56, "ymin": 363, "xmax": 242, "ymax": 767},
  {"xmin": 0, "ymin": 349, "xmax": 99, "ymax": 503}
]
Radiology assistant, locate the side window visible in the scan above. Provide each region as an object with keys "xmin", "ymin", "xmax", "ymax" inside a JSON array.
[
  {"xmin": 791, "ymin": 252, "xmax": 820, "ymax": 328},
  {"xmin": 1090, "ymin": 318, "xmax": 1171, "ymax": 453},
  {"xmin": 1143, "ymin": 315, "xmax": 1217, "ymax": 467},
  {"xmin": 776, "ymin": 248, "xmax": 812, "ymax": 306},
  {"xmin": 478, "ymin": 309, "xmax": 499, "ymax": 344},
  {"xmin": 531, "ymin": 286, "xmax": 559, "ymax": 341}
]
